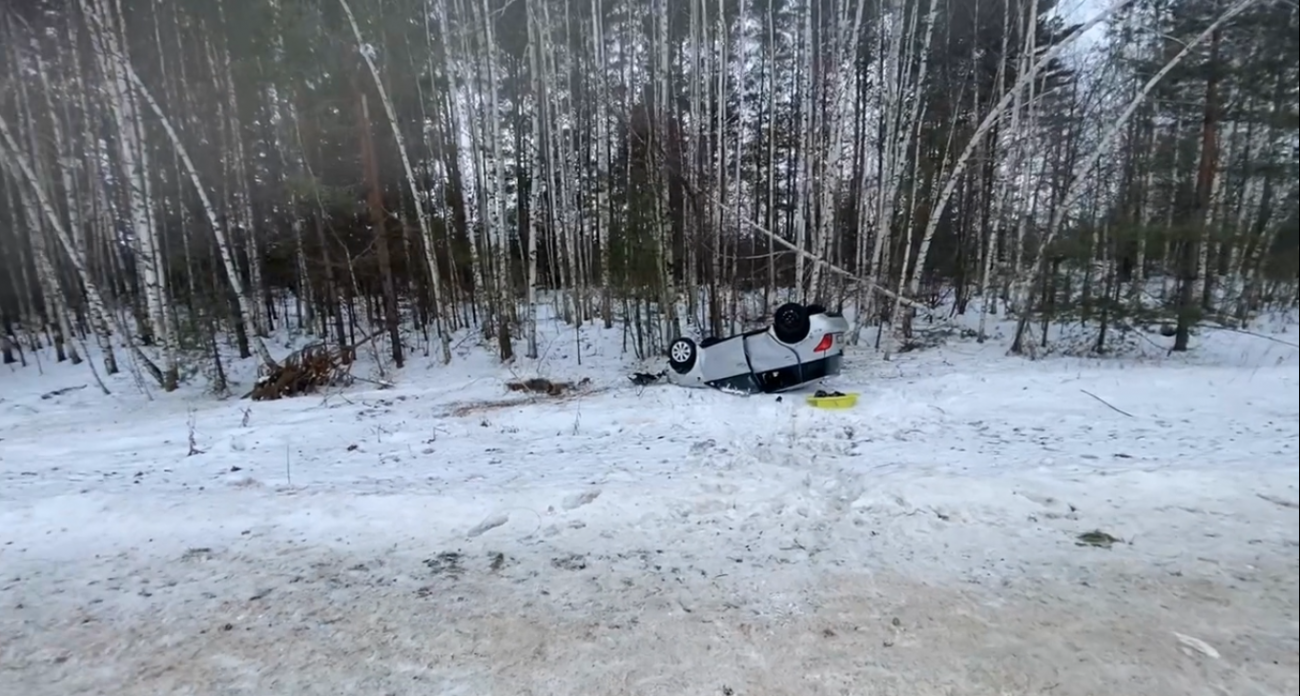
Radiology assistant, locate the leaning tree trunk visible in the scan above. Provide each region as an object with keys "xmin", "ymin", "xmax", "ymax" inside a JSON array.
[
  {"xmin": 0, "ymin": 114, "xmax": 165, "ymax": 385},
  {"xmin": 339, "ymin": 0, "xmax": 453, "ymax": 363},
  {"xmin": 116, "ymin": 59, "xmax": 279, "ymax": 369},
  {"xmin": 1011, "ymin": 0, "xmax": 1259, "ymax": 353}
]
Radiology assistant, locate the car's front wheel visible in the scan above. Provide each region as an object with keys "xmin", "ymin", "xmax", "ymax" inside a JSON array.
[
  {"xmin": 670, "ymin": 338, "xmax": 702, "ymax": 374},
  {"xmin": 668, "ymin": 337, "xmax": 698, "ymax": 374}
]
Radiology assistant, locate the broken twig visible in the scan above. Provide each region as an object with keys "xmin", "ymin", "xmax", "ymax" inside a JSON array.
[
  {"xmin": 1080, "ymin": 389, "xmax": 1136, "ymax": 418},
  {"xmin": 1256, "ymin": 493, "xmax": 1300, "ymax": 510}
]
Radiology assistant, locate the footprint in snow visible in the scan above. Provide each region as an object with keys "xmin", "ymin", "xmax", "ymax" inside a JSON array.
[
  {"xmin": 466, "ymin": 513, "xmax": 510, "ymax": 538},
  {"xmin": 562, "ymin": 489, "xmax": 601, "ymax": 511},
  {"xmin": 690, "ymin": 439, "xmax": 716, "ymax": 454}
]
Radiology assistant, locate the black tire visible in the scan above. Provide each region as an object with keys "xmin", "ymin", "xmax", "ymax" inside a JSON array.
[
  {"xmin": 668, "ymin": 337, "xmax": 698, "ymax": 374},
  {"xmin": 772, "ymin": 302, "xmax": 811, "ymax": 344}
]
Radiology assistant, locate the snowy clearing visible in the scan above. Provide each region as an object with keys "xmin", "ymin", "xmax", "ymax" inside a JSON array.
[{"xmin": 2, "ymin": 319, "xmax": 1298, "ymax": 696}]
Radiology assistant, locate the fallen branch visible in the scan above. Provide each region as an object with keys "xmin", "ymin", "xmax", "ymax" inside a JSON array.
[
  {"xmin": 1199, "ymin": 323, "xmax": 1300, "ymax": 349},
  {"xmin": 40, "ymin": 384, "xmax": 87, "ymax": 400},
  {"xmin": 1080, "ymin": 389, "xmax": 1136, "ymax": 418},
  {"xmin": 1256, "ymin": 493, "xmax": 1299, "ymax": 510},
  {"xmin": 658, "ymin": 138, "xmax": 941, "ymax": 319},
  {"xmin": 506, "ymin": 377, "xmax": 591, "ymax": 396},
  {"xmin": 731, "ymin": 211, "xmax": 941, "ymax": 318},
  {"xmin": 351, "ymin": 376, "xmax": 396, "ymax": 389}
]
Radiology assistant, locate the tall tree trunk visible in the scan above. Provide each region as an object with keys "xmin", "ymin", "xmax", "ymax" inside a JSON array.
[
  {"xmin": 1174, "ymin": 25, "xmax": 1223, "ymax": 351},
  {"xmin": 354, "ymin": 65, "xmax": 404, "ymax": 368}
]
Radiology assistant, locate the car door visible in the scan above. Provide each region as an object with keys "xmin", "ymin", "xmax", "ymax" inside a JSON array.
[
  {"xmin": 743, "ymin": 330, "xmax": 800, "ymax": 374},
  {"xmin": 700, "ymin": 335, "xmax": 752, "ymax": 382}
]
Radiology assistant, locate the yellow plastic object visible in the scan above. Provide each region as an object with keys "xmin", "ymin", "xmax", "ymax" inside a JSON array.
[{"xmin": 805, "ymin": 392, "xmax": 859, "ymax": 409}]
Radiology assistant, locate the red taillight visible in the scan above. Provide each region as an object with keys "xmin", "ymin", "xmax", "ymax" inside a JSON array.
[{"xmin": 814, "ymin": 334, "xmax": 833, "ymax": 352}]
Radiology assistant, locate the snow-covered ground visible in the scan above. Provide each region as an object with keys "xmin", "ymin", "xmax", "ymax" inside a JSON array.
[{"xmin": 2, "ymin": 313, "xmax": 1298, "ymax": 696}]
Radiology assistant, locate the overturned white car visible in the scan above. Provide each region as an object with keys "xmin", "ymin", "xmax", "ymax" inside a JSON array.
[{"xmin": 665, "ymin": 303, "xmax": 849, "ymax": 395}]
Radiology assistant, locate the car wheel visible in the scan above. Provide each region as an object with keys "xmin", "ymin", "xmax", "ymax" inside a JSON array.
[
  {"xmin": 772, "ymin": 303, "xmax": 811, "ymax": 344},
  {"xmin": 668, "ymin": 337, "xmax": 698, "ymax": 374}
]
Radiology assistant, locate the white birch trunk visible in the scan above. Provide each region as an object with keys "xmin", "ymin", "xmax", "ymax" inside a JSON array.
[
  {"xmin": 793, "ymin": 2, "xmax": 813, "ymax": 299},
  {"xmin": 1128, "ymin": 136, "xmax": 1158, "ymax": 305},
  {"xmin": 881, "ymin": 0, "xmax": 938, "ymax": 356},
  {"xmin": 538, "ymin": 0, "xmax": 583, "ymax": 324},
  {"xmin": 1009, "ymin": 0, "xmax": 1039, "ymax": 283},
  {"xmin": 977, "ymin": 0, "xmax": 1017, "ymax": 341},
  {"xmin": 479, "ymin": 0, "xmax": 516, "ymax": 358},
  {"xmin": 655, "ymin": 0, "xmax": 677, "ymax": 343},
  {"xmin": 80, "ymin": 0, "xmax": 178, "ymax": 384},
  {"xmin": 526, "ymin": 2, "xmax": 546, "ymax": 357},
  {"xmin": 764, "ymin": 0, "xmax": 777, "ymax": 317},
  {"xmin": 591, "ymin": 0, "xmax": 613, "ymax": 327},
  {"xmin": 859, "ymin": 0, "xmax": 921, "ymax": 338}
]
